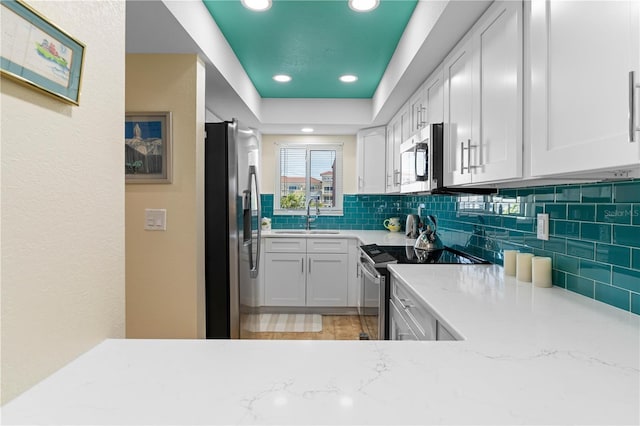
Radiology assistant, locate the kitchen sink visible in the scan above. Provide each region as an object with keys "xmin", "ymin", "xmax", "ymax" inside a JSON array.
[
  {"xmin": 273, "ymin": 230, "xmax": 307, "ymax": 234},
  {"xmin": 272, "ymin": 230, "xmax": 340, "ymax": 234}
]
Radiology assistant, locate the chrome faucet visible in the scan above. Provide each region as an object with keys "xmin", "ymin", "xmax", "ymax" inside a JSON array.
[{"xmin": 306, "ymin": 195, "xmax": 320, "ymax": 230}]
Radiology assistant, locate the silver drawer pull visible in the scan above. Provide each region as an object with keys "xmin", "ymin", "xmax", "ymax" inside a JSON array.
[{"xmin": 399, "ymin": 297, "xmax": 414, "ymax": 309}]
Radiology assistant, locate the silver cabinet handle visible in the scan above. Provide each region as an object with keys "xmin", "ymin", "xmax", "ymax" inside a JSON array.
[
  {"xmin": 308, "ymin": 258, "xmax": 311, "ymax": 274},
  {"xmin": 399, "ymin": 297, "xmax": 415, "ymax": 309},
  {"xmin": 630, "ymin": 71, "xmax": 640, "ymax": 142},
  {"xmin": 301, "ymin": 258, "xmax": 304, "ymax": 274},
  {"xmin": 467, "ymin": 139, "xmax": 472, "ymax": 172}
]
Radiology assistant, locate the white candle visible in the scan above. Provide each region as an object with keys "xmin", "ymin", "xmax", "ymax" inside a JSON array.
[
  {"xmin": 516, "ymin": 253, "xmax": 534, "ymax": 282},
  {"xmin": 532, "ymin": 256, "xmax": 553, "ymax": 288},
  {"xmin": 503, "ymin": 250, "xmax": 518, "ymax": 276}
]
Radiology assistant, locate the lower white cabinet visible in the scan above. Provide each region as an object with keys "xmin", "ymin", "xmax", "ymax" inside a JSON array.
[
  {"xmin": 264, "ymin": 253, "xmax": 306, "ymax": 306},
  {"xmin": 306, "ymin": 254, "xmax": 348, "ymax": 307},
  {"xmin": 389, "ymin": 299, "xmax": 419, "ymax": 341},
  {"xmin": 263, "ymin": 237, "xmax": 349, "ymax": 307},
  {"xmin": 390, "ymin": 274, "xmax": 457, "ymax": 341}
]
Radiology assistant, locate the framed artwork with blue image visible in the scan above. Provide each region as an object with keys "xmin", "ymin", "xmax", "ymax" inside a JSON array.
[
  {"xmin": 0, "ymin": 0, "xmax": 85, "ymax": 105},
  {"xmin": 125, "ymin": 112, "xmax": 173, "ymax": 183}
]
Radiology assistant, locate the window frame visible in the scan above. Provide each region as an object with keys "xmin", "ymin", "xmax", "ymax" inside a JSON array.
[{"xmin": 274, "ymin": 142, "xmax": 344, "ymax": 216}]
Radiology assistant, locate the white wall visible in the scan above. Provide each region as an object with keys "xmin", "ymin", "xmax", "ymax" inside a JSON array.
[{"xmin": 0, "ymin": 0, "xmax": 126, "ymax": 404}]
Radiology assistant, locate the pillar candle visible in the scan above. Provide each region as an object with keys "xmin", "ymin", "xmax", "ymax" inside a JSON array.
[
  {"xmin": 503, "ymin": 250, "xmax": 518, "ymax": 276},
  {"xmin": 532, "ymin": 256, "xmax": 553, "ymax": 288},
  {"xmin": 516, "ymin": 253, "xmax": 534, "ymax": 282}
]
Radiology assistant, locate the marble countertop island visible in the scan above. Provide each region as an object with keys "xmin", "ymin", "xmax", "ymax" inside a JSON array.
[{"xmin": 3, "ymin": 265, "xmax": 639, "ymax": 425}]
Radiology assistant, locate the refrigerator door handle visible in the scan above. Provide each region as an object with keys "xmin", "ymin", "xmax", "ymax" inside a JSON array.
[{"xmin": 248, "ymin": 165, "xmax": 261, "ymax": 279}]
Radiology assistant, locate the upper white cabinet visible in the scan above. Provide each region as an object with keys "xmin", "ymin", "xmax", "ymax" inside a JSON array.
[
  {"xmin": 529, "ymin": 0, "xmax": 640, "ymax": 176},
  {"xmin": 443, "ymin": 0, "xmax": 523, "ymax": 186},
  {"xmin": 356, "ymin": 126, "xmax": 387, "ymax": 194},
  {"xmin": 424, "ymin": 65, "xmax": 444, "ymax": 126},
  {"xmin": 385, "ymin": 105, "xmax": 407, "ymax": 193}
]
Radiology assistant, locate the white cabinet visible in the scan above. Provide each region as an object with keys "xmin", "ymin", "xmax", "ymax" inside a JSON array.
[
  {"xmin": 409, "ymin": 85, "xmax": 427, "ymax": 136},
  {"xmin": 385, "ymin": 108, "xmax": 405, "ymax": 193},
  {"xmin": 264, "ymin": 237, "xmax": 348, "ymax": 308},
  {"xmin": 443, "ymin": 0, "xmax": 523, "ymax": 186},
  {"xmin": 356, "ymin": 126, "xmax": 387, "ymax": 194},
  {"xmin": 529, "ymin": 0, "xmax": 640, "ymax": 176},
  {"xmin": 389, "ymin": 299, "xmax": 418, "ymax": 341},
  {"xmin": 424, "ymin": 65, "xmax": 444, "ymax": 126},
  {"xmin": 306, "ymin": 254, "xmax": 348, "ymax": 307},
  {"xmin": 389, "ymin": 274, "xmax": 458, "ymax": 342},
  {"xmin": 264, "ymin": 252, "xmax": 306, "ymax": 306}
]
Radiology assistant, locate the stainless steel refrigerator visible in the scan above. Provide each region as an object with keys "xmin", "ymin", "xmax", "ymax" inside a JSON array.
[{"xmin": 205, "ymin": 120, "xmax": 262, "ymax": 339}]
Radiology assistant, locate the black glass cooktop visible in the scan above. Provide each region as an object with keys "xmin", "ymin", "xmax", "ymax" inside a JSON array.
[{"xmin": 379, "ymin": 245, "xmax": 490, "ymax": 265}]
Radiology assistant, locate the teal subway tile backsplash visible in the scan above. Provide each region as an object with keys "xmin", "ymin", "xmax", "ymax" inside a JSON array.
[
  {"xmin": 613, "ymin": 225, "xmax": 640, "ymax": 248},
  {"xmin": 614, "ymin": 180, "xmax": 640, "ymax": 203},
  {"xmin": 580, "ymin": 223, "xmax": 611, "ymax": 243},
  {"xmin": 581, "ymin": 183, "xmax": 613, "ymax": 203},
  {"xmin": 595, "ymin": 283, "xmax": 630, "ymax": 311},
  {"xmin": 262, "ymin": 179, "xmax": 639, "ymax": 314},
  {"xmin": 566, "ymin": 274, "xmax": 595, "ymax": 298},
  {"xmin": 568, "ymin": 204, "xmax": 595, "ymax": 222}
]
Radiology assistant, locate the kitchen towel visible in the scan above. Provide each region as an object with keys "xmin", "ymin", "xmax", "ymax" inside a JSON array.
[{"xmin": 244, "ymin": 313, "xmax": 322, "ymax": 333}]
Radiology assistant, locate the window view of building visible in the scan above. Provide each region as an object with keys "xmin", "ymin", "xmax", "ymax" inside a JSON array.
[{"xmin": 276, "ymin": 144, "xmax": 342, "ymax": 212}]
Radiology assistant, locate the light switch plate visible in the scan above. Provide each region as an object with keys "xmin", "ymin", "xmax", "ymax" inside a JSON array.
[
  {"xmin": 145, "ymin": 209, "xmax": 166, "ymax": 231},
  {"xmin": 537, "ymin": 213, "xmax": 549, "ymax": 240}
]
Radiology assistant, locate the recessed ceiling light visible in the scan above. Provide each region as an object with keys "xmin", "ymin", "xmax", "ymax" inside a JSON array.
[
  {"xmin": 273, "ymin": 74, "xmax": 292, "ymax": 83},
  {"xmin": 348, "ymin": 0, "xmax": 379, "ymax": 12},
  {"xmin": 339, "ymin": 74, "xmax": 358, "ymax": 83},
  {"xmin": 241, "ymin": 0, "xmax": 272, "ymax": 11},
  {"xmin": 301, "ymin": 127, "xmax": 314, "ymax": 133}
]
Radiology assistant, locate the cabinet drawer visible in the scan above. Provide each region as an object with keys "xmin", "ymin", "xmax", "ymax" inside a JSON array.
[
  {"xmin": 392, "ymin": 278, "xmax": 436, "ymax": 340},
  {"xmin": 306, "ymin": 238, "xmax": 348, "ymax": 254},
  {"xmin": 265, "ymin": 238, "xmax": 307, "ymax": 253}
]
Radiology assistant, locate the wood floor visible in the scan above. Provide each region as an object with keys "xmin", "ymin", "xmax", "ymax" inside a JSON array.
[{"xmin": 241, "ymin": 315, "xmax": 371, "ymax": 340}]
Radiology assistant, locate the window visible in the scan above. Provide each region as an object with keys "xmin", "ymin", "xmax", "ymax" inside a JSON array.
[{"xmin": 275, "ymin": 143, "xmax": 343, "ymax": 215}]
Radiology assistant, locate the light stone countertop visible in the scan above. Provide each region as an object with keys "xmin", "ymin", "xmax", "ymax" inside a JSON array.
[{"xmin": 3, "ymin": 265, "xmax": 639, "ymax": 425}]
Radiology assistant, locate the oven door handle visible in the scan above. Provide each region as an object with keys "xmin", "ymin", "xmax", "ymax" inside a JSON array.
[{"xmin": 359, "ymin": 260, "xmax": 382, "ymax": 284}]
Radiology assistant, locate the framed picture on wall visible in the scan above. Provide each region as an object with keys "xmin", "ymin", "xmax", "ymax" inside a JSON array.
[
  {"xmin": 125, "ymin": 112, "xmax": 173, "ymax": 184},
  {"xmin": 0, "ymin": 0, "xmax": 85, "ymax": 105}
]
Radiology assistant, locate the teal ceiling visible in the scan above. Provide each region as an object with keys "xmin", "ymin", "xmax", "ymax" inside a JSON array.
[{"xmin": 202, "ymin": 0, "xmax": 418, "ymax": 99}]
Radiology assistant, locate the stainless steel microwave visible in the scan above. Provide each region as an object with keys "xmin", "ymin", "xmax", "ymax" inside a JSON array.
[{"xmin": 400, "ymin": 123, "xmax": 443, "ymax": 193}]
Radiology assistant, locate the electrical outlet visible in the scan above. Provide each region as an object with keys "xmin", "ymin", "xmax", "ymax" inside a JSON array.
[{"xmin": 537, "ymin": 213, "xmax": 549, "ymax": 240}]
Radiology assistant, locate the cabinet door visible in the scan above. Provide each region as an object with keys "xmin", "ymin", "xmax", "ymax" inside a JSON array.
[
  {"xmin": 399, "ymin": 102, "xmax": 411, "ymax": 143},
  {"xmin": 306, "ymin": 254, "xmax": 348, "ymax": 307},
  {"xmin": 264, "ymin": 253, "xmax": 306, "ymax": 306},
  {"xmin": 409, "ymin": 86, "xmax": 426, "ymax": 135},
  {"xmin": 385, "ymin": 125, "xmax": 395, "ymax": 193},
  {"xmin": 356, "ymin": 126, "xmax": 387, "ymax": 194},
  {"xmin": 472, "ymin": 0, "xmax": 523, "ymax": 183},
  {"xmin": 530, "ymin": 0, "xmax": 640, "ymax": 176},
  {"xmin": 425, "ymin": 65, "xmax": 444, "ymax": 125},
  {"xmin": 443, "ymin": 36, "xmax": 475, "ymax": 186},
  {"xmin": 389, "ymin": 299, "xmax": 418, "ymax": 341}
]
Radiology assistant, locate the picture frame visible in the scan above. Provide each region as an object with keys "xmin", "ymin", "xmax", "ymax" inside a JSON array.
[
  {"xmin": 1, "ymin": 0, "xmax": 85, "ymax": 105},
  {"xmin": 125, "ymin": 112, "xmax": 173, "ymax": 184}
]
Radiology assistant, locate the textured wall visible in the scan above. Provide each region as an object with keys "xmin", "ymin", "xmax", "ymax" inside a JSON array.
[
  {"xmin": 1, "ymin": 0, "xmax": 126, "ymax": 403},
  {"xmin": 125, "ymin": 54, "xmax": 206, "ymax": 338}
]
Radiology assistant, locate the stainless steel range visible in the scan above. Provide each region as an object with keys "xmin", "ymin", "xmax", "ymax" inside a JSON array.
[{"xmin": 357, "ymin": 244, "xmax": 489, "ymax": 340}]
